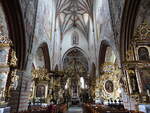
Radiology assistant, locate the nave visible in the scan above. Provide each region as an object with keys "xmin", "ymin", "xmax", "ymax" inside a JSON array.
[
  {"xmin": 65, "ymin": 106, "xmax": 83, "ymax": 113},
  {"xmin": 0, "ymin": 0, "xmax": 150, "ymax": 113}
]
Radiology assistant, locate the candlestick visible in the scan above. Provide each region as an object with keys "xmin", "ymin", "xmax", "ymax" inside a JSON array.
[{"xmin": 147, "ymin": 89, "xmax": 150, "ymax": 97}]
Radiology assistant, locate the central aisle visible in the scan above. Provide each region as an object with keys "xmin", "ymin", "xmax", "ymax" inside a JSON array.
[{"xmin": 66, "ymin": 106, "xmax": 84, "ymax": 113}]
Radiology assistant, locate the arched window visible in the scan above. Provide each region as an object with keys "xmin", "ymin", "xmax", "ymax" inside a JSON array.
[
  {"xmin": 138, "ymin": 47, "xmax": 149, "ymax": 60},
  {"xmin": 72, "ymin": 31, "xmax": 79, "ymax": 45},
  {"xmin": 105, "ymin": 47, "xmax": 116, "ymax": 63},
  {"xmin": 35, "ymin": 47, "xmax": 45, "ymax": 68}
]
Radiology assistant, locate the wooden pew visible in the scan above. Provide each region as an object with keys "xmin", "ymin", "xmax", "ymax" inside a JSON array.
[{"xmin": 83, "ymin": 103, "xmax": 144, "ymax": 113}]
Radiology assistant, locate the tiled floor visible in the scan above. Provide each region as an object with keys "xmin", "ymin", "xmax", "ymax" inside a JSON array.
[{"xmin": 66, "ymin": 106, "xmax": 83, "ymax": 113}]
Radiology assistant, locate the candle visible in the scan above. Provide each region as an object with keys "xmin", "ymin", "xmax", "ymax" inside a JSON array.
[{"xmin": 147, "ymin": 89, "xmax": 150, "ymax": 96}]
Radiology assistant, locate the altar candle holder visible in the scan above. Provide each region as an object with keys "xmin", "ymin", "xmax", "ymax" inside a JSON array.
[
  {"xmin": 147, "ymin": 89, "xmax": 150, "ymax": 102},
  {"xmin": 147, "ymin": 89, "xmax": 150, "ymax": 97}
]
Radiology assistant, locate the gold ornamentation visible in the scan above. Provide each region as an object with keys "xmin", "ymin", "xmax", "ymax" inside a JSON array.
[
  {"xmin": 0, "ymin": 65, "xmax": 9, "ymax": 68},
  {"xmin": 124, "ymin": 21, "xmax": 150, "ymax": 64},
  {"xmin": 10, "ymin": 70, "xmax": 19, "ymax": 90},
  {"xmin": 101, "ymin": 62, "xmax": 119, "ymax": 74},
  {"xmin": 5, "ymin": 70, "xmax": 19, "ymax": 98},
  {"xmin": 0, "ymin": 43, "xmax": 11, "ymax": 47},
  {"xmin": 32, "ymin": 68, "xmax": 49, "ymax": 81},
  {"xmin": 98, "ymin": 73, "xmax": 121, "ymax": 100},
  {"xmin": 9, "ymin": 50, "xmax": 17, "ymax": 67},
  {"xmin": 0, "ymin": 36, "xmax": 12, "ymax": 47},
  {"xmin": 123, "ymin": 60, "xmax": 150, "ymax": 69},
  {"xmin": 127, "ymin": 69, "xmax": 135, "ymax": 74},
  {"xmin": 98, "ymin": 63, "xmax": 122, "ymax": 100},
  {"xmin": 131, "ymin": 94, "xmax": 140, "ymax": 103},
  {"xmin": 134, "ymin": 21, "xmax": 150, "ymax": 41},
  {"xmin": 53, "ymin": 78, "xmax": 60, "ymax": 87},
  {"xmin": 121, "ymin": 21, "xmax": 150, "ymax": 103},
  {"xmin": 0, "ymin": 25, "xmax": 12, "ymax": 47},
  {"xmin": 0, "ymin": 101, "xmax": 7, "ymax": 106},
  {"xmin": 126, "ymin": 49, "xmax": 134, "ymax": 61}
]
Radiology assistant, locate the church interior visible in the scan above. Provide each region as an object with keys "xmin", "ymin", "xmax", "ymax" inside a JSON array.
[{"xmin": 0, "ymin": 0, "xmax": 150, "ymax": 113}]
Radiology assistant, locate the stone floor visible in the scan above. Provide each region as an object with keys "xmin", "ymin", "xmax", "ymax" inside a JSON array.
[{"xmin": 65, "ymin": 106, "xmax": 83, "ymax": 113}]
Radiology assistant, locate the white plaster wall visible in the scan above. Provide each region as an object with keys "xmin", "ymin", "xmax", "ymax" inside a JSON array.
[
  {"xmin": 0, "ymin": 3, "xmax": 8, "ymax": 37},
  {"xmin": 33, "ymin": 48, "xmax": 45, "ymax": 68},
  {"xmin": 26, "ymin": 0, "xmax": 55, "ymax": 72},
  {"xmin": 61, "ymin": 28, "xmax": 89, "ymax": 60},
  {"xmin": 94, "ymin": 0, "xmax": 120, "ymax": 65}
]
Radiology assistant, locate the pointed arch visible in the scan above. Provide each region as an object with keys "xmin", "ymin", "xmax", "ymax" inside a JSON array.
[
  {"xmin": 36, "ymin": 43, "xmax": 51, "ymax": 71},
  {"xmin": 120, "ymin": 0, "xmax": 141, "ymax": 63},
  {"xmin": 62, "ymin": 47, "xmax": 89, "ymax": 65},
  {"xmin": 98, "ymin": 40, "xmax": 110, "ymax": 67}
]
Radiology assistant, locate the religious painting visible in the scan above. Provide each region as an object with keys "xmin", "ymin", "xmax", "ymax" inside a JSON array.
[
  {"xmin": 36, "ymin": 85, "xmax": 45, "ymax": 97},
  {"xmin": 139, "ymin": 68, "xmax": 150, "ymax": 92},
  {"xmin": 105, "ymin": 80, "xmax": 114, "ymax": 93},
  {"xmin": 129, "ymin": 72, "xmax": 139, "ymax": 94},
  {"xmin": 0, "ymin": 48, "xmax": 9, "ymax": 65},
  {"xmin": 138, "ymin": 47, "xmax": 149, "ymax": 61}
]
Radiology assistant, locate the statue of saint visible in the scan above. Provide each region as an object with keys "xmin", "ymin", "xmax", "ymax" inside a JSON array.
[{"xmin": 10, "ymin": 70, "xmax": 19, "ymax": 90}]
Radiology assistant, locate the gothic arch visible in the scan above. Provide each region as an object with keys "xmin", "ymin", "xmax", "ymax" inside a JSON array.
[
  {"xmin": 36, "ymin": 43, "xmax": 51, "ymax": 71},
  {"xmin": 62, "ymin": 47, "xmax": 89, "ymax": 65},
  {"xmin": 98, "ymin": 40, "xmax": 110, "ymax": 67},
  {"xmin": 99, "ymin": 40, "xmax": 117, "ymax": 75},
  {"xmin": 119, "ymin": 1, "xmax": 150, "ymax": 107},
  {"xmin": 120, "ymin": 0, "xmax": 141, "ymax": 63},
  {"xmin": 0, "ymin": 1, "xmax": 27, "ymax": 112},
  {"xmin": 62, "ymin": 47, "xmax": 89, "ymax": 75}
]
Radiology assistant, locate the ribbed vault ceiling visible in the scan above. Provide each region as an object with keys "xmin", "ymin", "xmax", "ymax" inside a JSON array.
[{"xmin": 56, "ymin": 0, "xmax": 93, "ymax": 38}]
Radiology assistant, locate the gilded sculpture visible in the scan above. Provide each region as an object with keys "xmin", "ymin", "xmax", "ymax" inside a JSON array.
[
  {"xmin": 9, "ymin": 50, "xmax": 17, "ymax": 67},
  {"xmin": 0, "ymin": 25, "xmax": 12, "ymax": 47},
  {"xmin": 10, "ymin": 70, "xmax": 19, "ymax": 90},
  {"xmin": 32, "ymin": 68, "xmax": 49, "ymax": 81},
  {"xmin": 0, "ymin": 24, "xmax": 15, "ymax": 106},
  {"xmin": 97, "ymin": 62, "xmax": 122, "ymax": 100},
  {"xmin": 134, "ymin": 21, "xmax": 150, "ymax": 41}
]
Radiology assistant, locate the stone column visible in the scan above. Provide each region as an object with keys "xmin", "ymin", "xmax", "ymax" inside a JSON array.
[{"xmin": 9, "ymin": 70, "xmax": 32, "ymax": 112}]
